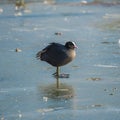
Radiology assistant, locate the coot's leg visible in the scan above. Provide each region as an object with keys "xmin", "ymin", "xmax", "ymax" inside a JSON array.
[
  {"xmin": 53, "ymin": 67, "xmax": 69, "ymax": 79},
  {"xmin": 56, "ymin": 66, "xmax": 60, "ymax": 89}
]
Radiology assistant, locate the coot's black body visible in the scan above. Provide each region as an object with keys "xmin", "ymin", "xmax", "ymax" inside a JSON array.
[{"xmin": 36, "ymin": 41, "xmax": 77, "ymax": 67}]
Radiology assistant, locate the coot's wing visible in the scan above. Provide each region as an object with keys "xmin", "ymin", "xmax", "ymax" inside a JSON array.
[
  {"xmin": 44, "ymin": 43, "xmax": 68, "ymax": 66},
  {"xmin": 36, "ymin": 43, "xmax": 59, "ymax": 60}
]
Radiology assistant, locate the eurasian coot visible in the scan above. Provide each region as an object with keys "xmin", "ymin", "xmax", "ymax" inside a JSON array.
[{"xmin": 36, "ymin": 41, "xmax": 77, "ymax": 77}]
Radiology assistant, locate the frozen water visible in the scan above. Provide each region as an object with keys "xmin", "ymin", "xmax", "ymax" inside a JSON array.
[{"xmin": 0, "ymin": 0, "xmax": 120, "ymax": 120}]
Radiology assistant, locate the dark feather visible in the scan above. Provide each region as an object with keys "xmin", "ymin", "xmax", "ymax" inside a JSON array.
[{"xmin": 36, "ymin": 42, "xmax": 76, "ymax": 67}]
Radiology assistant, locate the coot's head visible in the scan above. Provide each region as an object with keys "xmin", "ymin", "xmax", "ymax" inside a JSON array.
[{"xmin": 65, "ymin": 41, "xmax": 77, "ymax": 49}]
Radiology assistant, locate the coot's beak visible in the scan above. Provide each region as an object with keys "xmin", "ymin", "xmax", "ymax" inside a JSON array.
[
  {"xmin": 74, "ymin": 45, "xmax": 78, "ymax": 49},
  {"xmin": 74, "ymin": 43, "xmax": 78, "ymax": 49},
  {"xmin": 72, "ymin": 42, "xmax": 78, "ymax": 49}
]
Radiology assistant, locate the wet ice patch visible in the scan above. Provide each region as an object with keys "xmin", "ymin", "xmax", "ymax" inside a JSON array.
[
  {"xmin": 37, "ymin": 107, "xmax": 64, "ymax": 114},
  {"xmin": 0, "ymin": 8, "xmax": 3, "ymax": 13},
  {"xmin": 118, "ymin": 39, "xmax": 120, "ymax": 45},
  {"xmin": 37, "ymin": 108, "xmax": 54, "ymax": 113},
  {"xmin": 0, "ymin": 90, "xmax": 8, "ymax": 93},
  {"xmin": 94, "ymin": 64, "xmax": 118, "ymax": 68},
  {"xmin": 12, "ymin": 28, "xmax": 33, "ymax": 32},
  {"xmin": 14, "ymin": 12, "xmax": 22, "ymax": 16},
  {"xmin": 103, "ymin": 13, "xmax": 120, "ymax": 19},
  {"xmin": 106, "ymin": 107, "xmax": 120, "ymax": 113}
]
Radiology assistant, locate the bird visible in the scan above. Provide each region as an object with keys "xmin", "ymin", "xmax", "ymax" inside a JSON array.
[{"xmin": 36, "ymin": 41, "xmax": 77, "ymax": 77}]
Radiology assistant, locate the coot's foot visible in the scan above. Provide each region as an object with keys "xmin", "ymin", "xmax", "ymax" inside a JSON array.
[{"xmin": 53, "ymin": 73, "xmax": 70, "ymax": 78}]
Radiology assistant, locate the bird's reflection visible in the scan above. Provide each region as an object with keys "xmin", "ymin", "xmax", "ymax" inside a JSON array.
[{"xmin": 39, "ymin": 82, "xmax": 74, "ymax": 99}]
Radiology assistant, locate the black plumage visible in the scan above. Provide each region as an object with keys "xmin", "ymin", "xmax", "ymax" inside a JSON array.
[{"xmin": 36, "ymin": 41, "xmax": 77, "ymax": 67}]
